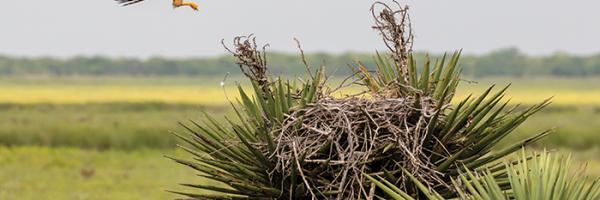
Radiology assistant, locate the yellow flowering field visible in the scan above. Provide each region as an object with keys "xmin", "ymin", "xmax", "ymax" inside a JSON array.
[{"xmin": 0, "ymin": 77, "xmax": 599, "ymax": 106}]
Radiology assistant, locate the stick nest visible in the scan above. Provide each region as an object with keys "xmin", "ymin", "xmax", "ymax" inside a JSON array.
[{"xmin": 272, "ymin": 94, "xmax": 446, "ymax": 198}]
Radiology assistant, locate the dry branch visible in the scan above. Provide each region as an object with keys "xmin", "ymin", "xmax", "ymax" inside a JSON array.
[
  {"xmin": 223, "ymin": 35, "xmax": 271, "ymax": 95},
  {"xmin": 371, "ymin": 1, "xmax": 414, "ymax": 81}
]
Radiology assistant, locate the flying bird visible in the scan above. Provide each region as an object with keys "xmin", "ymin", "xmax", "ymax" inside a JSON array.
[{"xmin": 116, "ymin": 0, "xmax": 199, "ymax": 11}]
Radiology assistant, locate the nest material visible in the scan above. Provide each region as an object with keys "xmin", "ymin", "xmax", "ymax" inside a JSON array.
[{"xmin": 272, "ymin": 95, "xmax": 445, "ymax": 199}]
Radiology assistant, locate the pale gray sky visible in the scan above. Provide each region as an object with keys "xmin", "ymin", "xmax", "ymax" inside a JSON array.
[{"xmin": 0, "ymin": 0, "xmax": 598, "ymax": 58}]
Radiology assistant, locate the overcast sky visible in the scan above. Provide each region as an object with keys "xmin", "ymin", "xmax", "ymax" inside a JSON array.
[{"xmin": 0, "ymin": 0, "xmax": 598, "ymax": 58}]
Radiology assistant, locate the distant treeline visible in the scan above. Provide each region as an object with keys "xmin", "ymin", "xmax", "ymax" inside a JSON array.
[{"xmin": 1, "ymin": 48, "xmax": 600, "ymax": 77}]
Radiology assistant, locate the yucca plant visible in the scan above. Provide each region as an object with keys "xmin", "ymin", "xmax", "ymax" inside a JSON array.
[
  {"xmin": 366, "ymin": 150, "xmax": 600, "ymax": 200},
  {"xmin": 166, "ymin": 2, "xmax": 572, "ymax": 199}
]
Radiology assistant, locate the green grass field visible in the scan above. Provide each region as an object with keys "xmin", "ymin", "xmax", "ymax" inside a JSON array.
[
  {"xmin": 0, "ymin": 146, "xmax": 206, "ymax": 199},
  {"xmin": 0, "ymin": 103, "xmax": 230, "ymax": 149},
  {"xmin": 1, "ymin": 103, "xmax": 599, "ymax": 150},
  {"xmin": 0, "ymin": 77, "xmax": 599, "ymax": 199}
]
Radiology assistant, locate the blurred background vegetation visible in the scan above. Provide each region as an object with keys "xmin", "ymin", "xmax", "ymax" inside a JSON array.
[
  {"xmin": 1, "ymin": 51, "xmax": 599, "ymax": 199},
  {"xmin": 2, "ymin": 48, "xmax": 600, "ymax": 78}
]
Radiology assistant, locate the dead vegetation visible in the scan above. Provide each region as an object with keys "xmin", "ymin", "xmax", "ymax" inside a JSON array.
[{"xmin": 274, "ymin": 95, "xmax": 446, "ymax": 199}]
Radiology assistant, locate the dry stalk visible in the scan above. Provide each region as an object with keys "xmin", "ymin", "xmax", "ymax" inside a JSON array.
[
  {"xmin": 371, "ymin": 1, "xmax": 414, "ymax": 82},
  {"xmin": 223, "ymin": 35, "xmax": 271, "ymax": 95}
]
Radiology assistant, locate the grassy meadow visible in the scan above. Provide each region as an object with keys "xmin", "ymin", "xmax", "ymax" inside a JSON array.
[
  {"xmin": 0, "ymin": 146, "xmax": 212, "ymax": 199},
  {"xmin": 1, "ymin": 77, "xmax": 599, "ymax": 199}
]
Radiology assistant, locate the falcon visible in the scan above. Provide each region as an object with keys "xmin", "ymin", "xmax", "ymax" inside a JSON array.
[{"xmin": 116, "ymin": 0, "xmax": 199, "ymax": 11}]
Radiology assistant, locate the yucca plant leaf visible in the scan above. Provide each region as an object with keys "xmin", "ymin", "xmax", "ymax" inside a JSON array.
[
  {"xmin": 364, "ymin": 173, "xmax": 414, "ymax": 200},
  {"xmin": 419, "ymin": 54, "xmax": 431, "ymax": 92},
  {"xmin": 166, "ymin": 190, "xmax": 250, "ymax": 199},
  {"xmin": 369, "ymin": 150, "xmax": 600, "ymax": 200}
]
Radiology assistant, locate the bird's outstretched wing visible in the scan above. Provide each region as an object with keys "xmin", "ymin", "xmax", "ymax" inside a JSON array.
[
  {"xmin": 116, "ymin": 0, "xmax": 199, "ymax": 11},
  {"xmin": 115, "ymin": 0, "xmax": 146, "ymax": 6}
]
